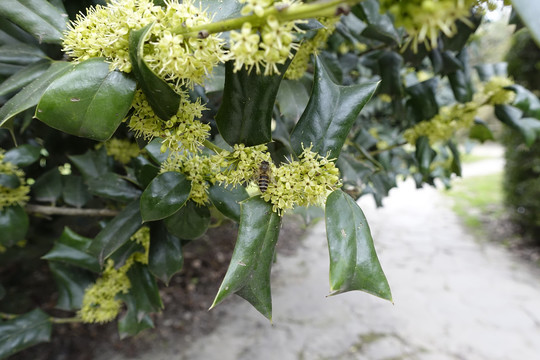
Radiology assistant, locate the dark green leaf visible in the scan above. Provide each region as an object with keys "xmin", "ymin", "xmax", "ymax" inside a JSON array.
[
  {"xmin": 148, "ymin": 222, "xmax": 183, "ymax": 285},
  {"xmin": 415, "ymin": 136, "xmax": 436, "ymax": 179},
  {"xmin": 42, "ymin": 227, "xmax": 100, "ymax": 273},
  {"xmin": 0, "ymin": 63, "xmax": 24, "ymax": 77},
  {"xmin": 495, "ymin": 104, "xmax": 538, "ymax": 146},
  {"xmin": 144, "ymin": 138, "xmax": 170, "ymax": 165},
  {"xmin": 0, "ymin": 44, "xmax": 46, "ymax": 65},
  {"xmin": 48, "ymin": 262, "xmax": 94, "ymax": 311},
  {"xmin": 377, "ymin": 51, "xmax": 403, "ymax": 96},
  {"xmin": 0, "ymin": 61, "xmax": 71, "ymax": 127},
  {"xmin": 132, "ymin": 156, "xmax": 159, "ymax": 188},
  {"xmin": 352, "ymin": 0, "xmax": 400, "ymax": 44},
  {"xmin": 32, "ymin": 167, "xmax": 62, "ymax": 202},
  {"xmin": 0, "ymin": 173, "xmax": 20, "ymax": 188},
  {"xmin": 511, "ymin": 0, "xmax": 540, "ymax": 47},
  {"xmin": 69, "ymin": 147, "xmax": 112, "ymax": 180},
  {"xmin": 0, "ymin": 0, "xmax": 67, "ymax": 44},
  {"xmin": 3, "ymin": 144, "xmax": 40, "ymax": 167},
  {"xmin": 208, "ymin": 183, "xmax": 249, "ymax": 222},
  {"xmin": 447, "ymin": 141, "xmax": 461, "ymax": 177},
  {"xmin": 164, "ymin": 201, "xmax": 210, "ymax": 240},
  {"xmin": 0, "ymin": 205, "xmax": 28, "ymax": 247},
  {"xmin": 62, "ymin": 175, "xmax": 91, "ymax": 208},
  {"xmin": 441, "ymin": 15, "xmax": 481, "ymax": 51},
  {"xmin": 87, "ymin": 173, "xmax": 141, "ymax": 202},
  {"xmin": 508, "ymin": 84, "xmax": 540, "ymax": 119},
  {"xmin": 325, "ymin": 190, "xmax": 391, "ymax": 300},
  {"xmin": 36, "ymin": 58, "xmax": 136, "ymax": 141},
  {"xmin": 215, "ymin": 58, "xmax": 291, "ymax": 146},
  {"xmin": 0, "ymin": 309, "xmax": 51, "ymax": 359},
  {"xmin": 140, "ymin": 171, "xmax": 191, "ymax": 222},
  {"xmin": 276, "ymin": 79, "xmax": 310, "ymax": 122},
  {"xmin": 211, "ymin": 196, "xmax": 281, "ymax": 320},
  {"xmin": 117, "ymin": 263, "xmax": 162, "ymax": 338},
  {"xmin": 0, "ymin": 60, "xmax": 49, "ymax": 97},
  {"xmin": 469, "ymin": 119, "xmax": 494, "ymax": 143},
  {"xmin": 290, "ymin": 56, "xmax": 379, "ymax": 159},
  {"xmin": 406, "ymin": 78, "xmax": 439, "ymax": 122},
  {"xmin": 88, "ymin": 200, "xmax": 143, "ymax": 264},
  {"xmin": 129, "ymin": 23, "xmax": 180, "ymax": 120}
]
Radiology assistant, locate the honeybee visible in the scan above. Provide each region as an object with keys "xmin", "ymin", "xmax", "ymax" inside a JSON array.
[{"xmin": 257, "ymin": 160, "xmax": 271, "ymax": 193}]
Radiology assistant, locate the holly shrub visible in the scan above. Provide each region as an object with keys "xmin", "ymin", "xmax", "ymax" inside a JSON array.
[{"xmin": 1, "ymin": 0, "xmax": 540, "ymax": 358}]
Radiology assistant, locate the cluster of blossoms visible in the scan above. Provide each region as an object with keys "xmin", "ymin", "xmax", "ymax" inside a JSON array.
[
  {"xmin": 0, "ymin": 150, "xmax": 30, "ymax": 210},
  {"xmin": 404, "ymin": 77, "xmax": 515, "ymax": 144},
  {"xmin": 128, "ymin": 90, "xmax": 210, "ymax": 153},
  {"xmin": 285, "ymin": 17, "xmax": 339, "ymax": 80},
  {"xmin": 63, "ymin": 0, "xmax": 225, "ymax": 89},
  {"xmin": 80, "ymin": 227, "xmax": 150, "ymax": 323},
  {"xmin": 261, "ymin": 146, "xmax": 341, "ymax": 214},
  {"xmin": 379, "ymin": 0, "xmax": 495, "ymax": 52},
  {"xmin": 230, "ymin": 0, "xmax": 302, "ymax": 75},
  {"xmin": 162, "ymin": 144, "xmax": 341, "ymax": 214},
  {"xmin": 103, "ymin": 138, "xmax": 141, "ymax": 164}
]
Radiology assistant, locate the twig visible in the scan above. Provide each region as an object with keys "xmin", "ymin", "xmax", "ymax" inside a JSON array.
[{"xmin": 25, "ymin": 204, "xmax": 119, "ymax": 217}]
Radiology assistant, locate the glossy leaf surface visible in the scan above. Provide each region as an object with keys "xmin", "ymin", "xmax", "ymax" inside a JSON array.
[
  {"xmin": 0, "ymin": 61, "xmax": 71, "ymax": 127},
  {"xmin": 129, "ymin": 23, "xmax": 180, "ymax": 120},
  {"xmin": 48, "ymin": 262, "xmax": 94, "ymax": 311},
  {"xmin": 325, "ymin": 190, "xmax": 391, "ymax": 300},
  {"xmin": 164, "ymin": 202, "xmax": 210, "ymax": 240},
  {"xmin": 512, "ymin": 0, "xmax": 540, "ymax": 46},
  {"xmin": 68, "ymin": 147, "xmax": 112, "ymax": 181},
  {"xmin": 290, "ymin": 56, "xmax": 379, "ymax": 159},
  {"xmin": 31, "ymin": 167, "xmax": 62, "ymax": 202},
  {"xmin": 87, "ymin": 173, "xmax": 141, "ymax": 202},
  {"xmin": 62, "ymin": 175, "xmax": 91, "ymax": 208},
  {"xmin": 36, "ymin": 58, "xmax": 136, "ymax": 141},
  {"xmin": 215, "ymin": 59, "xmax": 290, "ymax": 146},
  {"xmin": 3, "ymin": 144, "xmax": 40, "ymax": 167},
  {"xmin": 0, "ymin": 309, "xmax": 51, "ymax": 359},
  {"xmin": 148, "ymin": 222, "xmax": 183, "ymax": 285},
  {"xmin": 140, "ymin": 172, "xmax": 191, "ymax": 222},
  {"xmin": 211, "ymin": 196, "xmax": 281, "ymax": 320},
  {"xmin": 88, "ymin": 200, "xmax": 143, "ymax": 264},
  {"xmin": 208, "ymin": 184, "xmax": 249, "ymax": 222},
  {"xmin": 42, "ymin": 227, "xmax": 100, "ymax": 273}
]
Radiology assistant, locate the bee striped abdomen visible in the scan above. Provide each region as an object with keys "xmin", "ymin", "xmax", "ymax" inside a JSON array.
[{"xmin": 258, "ymin": 161, "xmax": 271, "ymax": 193}]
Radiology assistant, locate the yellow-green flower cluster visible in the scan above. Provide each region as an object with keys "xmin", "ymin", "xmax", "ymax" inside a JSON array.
[
  {"xmin": 62, "ymin": 0, "xmax": 225, "ymax": 88},
  {"xmin": 0, "ymin": 150, "xmax": 30, "ymax": 210},
  {"xmin": 285, "ymin": 17, "xmax": 338, "ymax": 80},
  {"xmin": 214, "ymin": 144, "xmax": 271, "ymax": 186},
  {"xmin": 127, "ymin": 90, "xmax": 210, "ymax": 152},
  {"xmin": 380, "ymin": 0, "xmax": 476, "ymax": 52},
  {"xmin": 481, "ymin": 76, "xmax": 515, "ymax": 105},
  {"xmin": 404, "ymin": 77, "xmax": 515, "ymax": 144},
  {"xmin": 80, "ymin": 227, "xmax": 150, "ymax": 323},
  {"xmin": 230, "ymin": 0, "xmax": 301, "ymax": 75},
  {"xmin": 103, "ymin": 138, "xmax": 140, "ymax": 164},
  {"xmin": 262, "ymin": 146, "xmax": 341, "ymax": 214}
]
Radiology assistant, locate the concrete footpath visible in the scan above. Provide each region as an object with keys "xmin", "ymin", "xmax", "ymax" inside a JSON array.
[{"xmin": 105, "ymin": 147, "xmax": 540, "ymax": 360}]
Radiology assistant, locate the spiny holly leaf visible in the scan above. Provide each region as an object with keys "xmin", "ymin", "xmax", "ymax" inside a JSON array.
[
  {"xmin": 129, "ymin": 23, "xmax": 180, "ymax": 120},
  {"xmin": 35, "ymin": 58, "xmax": 136, "ymax": 141},
  {"xmin": 215, "ymin": 59, "xmax": 291, "ymax": 146},
  {"xmin": 290, "ymin": 56, "xmax": 379, "ymax": 159},
  {"xmin": 0, "ymin": 309, "xmax": 52, "ymax": 360},
  {"xmin": 140, "ymin": 172, "xmax": 191, "ymax": 222},
  {"xmin": 325, "ymin": 190, "xmax": 391, "ymax": 301},
  {"xmin": 210, "ymin": 196, "xmax": 281, "ymax": 320}
]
